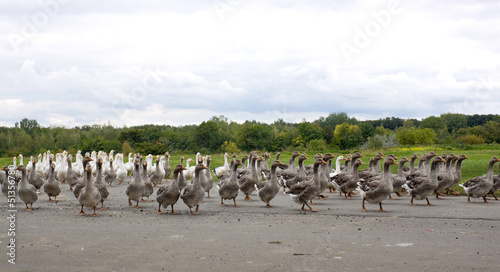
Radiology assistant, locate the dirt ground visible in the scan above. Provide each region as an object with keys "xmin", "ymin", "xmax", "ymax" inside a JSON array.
[{"xmin": 1, "ymin": 181, "xmax": 499, "ymax": 272}]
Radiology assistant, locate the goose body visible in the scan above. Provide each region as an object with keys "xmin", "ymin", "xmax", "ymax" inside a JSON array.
[
  {"xmin": 356, "ymin": 157, "xmax": 397, "ymax": 212},
  {"xmin": 17, "ymin": 165, "xmax": 38, "ymax": 211},
  {"xmin": 391, "ymin": 157, "xmax": 410, "ymax": 197},
  {"xmin": 126, "ymin": 158, "xmax": 145, "ymax": 208},
  {"xmin": 434, "ymin": 154, "xmax": 458, "ymax": 198},
  {"xmin": 218, "ymin": 159, "xmax": 242, "ymax": 207},
  {"xmin": 460, "ymin": 157, "xmax": 500, "ymax": 203},
  {"xmin": 163, "ymin": 152, "xmax": 172, "ymax": 178},
  {"xmin": 43, "ymin": 162, "xmax": 61, "ymax": 202},
  {"xmin": 104, "ymin": 158, "xmax": 117, "ymax": 186},
  {"xmin": 141, "ymin": 161, "xmax": 154, "ymax": 201},
  {"xmin": 204, "ymin": 156, "xmax": 214, "ymax": 198},
  {"xmin": 285, "ymin": 158, "xmax": 326, "ymax": 212},
  {"xmin": 149, "ymin": 156, "xmax": 164, "ymax": 186},
  {"xmin": 78, "ymin": 164, "xmax": 101, "ymax": 216},
  {"xmin": 157, "ymin": 164, "xmax": 185, "ymax": 214},
  {"xmin": 181, "ymin": 164, "xmax": 207, "ymax": 214},
  {"xmin": 403, "ymin": 157, "xmax": 445, "ymax": 206},
  {"xmin": 28, "ymin": 158, "xmax": 44, "ymax": 192},
  {"xmin": 65, "ymin": 155, "xmax": 80, "ymax": 191},
  {"xmin": 256, "ymin": 160, "xmax": 281, "ymax": 207},
  {"xmin": 94, "ymin": 157, "xmax": 109, "ymax": 210}
]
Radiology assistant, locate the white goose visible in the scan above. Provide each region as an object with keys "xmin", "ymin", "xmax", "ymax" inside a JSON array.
[
  {"xmin": 213, "ymin": 152, "xmax": 230, "ymax": 178},
  {"xmin": 56, "ymin": 151, "xmax": 68, "ymax": 182},
  {"xmin": 124, "ymin": 153, "xmax": 134, "ymax": 173},
  {"xmin": 183, "ymin": 158, "xmax": 195, "ymax": 180},
  {"xmin": 116, "ymin": 154, "xmax": 128, "ymax": 185}
]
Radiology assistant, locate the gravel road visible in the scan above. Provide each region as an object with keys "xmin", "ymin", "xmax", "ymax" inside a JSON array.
[{"xmin": 1, "ymin": 181, "xmax": 499, "ymax": 272}]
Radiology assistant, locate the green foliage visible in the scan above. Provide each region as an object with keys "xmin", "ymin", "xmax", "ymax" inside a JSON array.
[
  {"xmin": 397, "ymin": 127, "xmax": 436, "ymax": 145},
  {"xmin": 236, "ymin": 121, "xmax": 273, "ymax": 151},
  {"xmin": 361, "ymin": 134, "xmax": 399, "ymax": 150},
  {"xmin": 307, "ymin": 139, "xmax": 327, "ymax": 151},
  {"xmin": 297, "ymin": 121, "xmax": 323, "ymax": 142},
  {"xmin": 122, "ymin": 141, "xmax": 135, "ymax": 155},
  {"xmin": 456, "ymin": 134, "xmax": 486, "ymax": 145},
  {"xmin": 220, "ymin": 141, "xmax": 240, "ymax": 154},
  {"xmin": 2, "ymin": 113, "xmax": 500, "ymax": 157},
  {"xmin": 333, "ymin": 123, "xmax": 363, "ymax": 150},
  {"xmin": 419, "ymin": 115, "xmax": 444, "ymax": 132}
]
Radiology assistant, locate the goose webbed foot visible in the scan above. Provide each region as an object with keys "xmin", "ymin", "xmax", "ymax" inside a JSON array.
[
  {"xmin": 78, "ymin": 206, "xmax": 85, "ymax": 216},
  {"xmin": 170, "ymin": 206, "xmax": 179, "ymax": 214},
  {"xmin": 91, "ymin": 207, "xmax": 98, "ymax": 216},
  {"xmin": 426, "ymin": 198, "xmax": 435, "ymax": 206},
  {"xmin": 304, "ymin": 202, "xmax": 318, "ymax": 212},
  {"xmin": 379, "ymin": 202, "xmax": 388, "ymax": 212},
  {"xmin": 244, "ymin": 195, "xmax": 254, "ymax": 201},
  {"xmin": 361, "ymin": 199, "xmax": 368, "ymax": 212},
  {"xmin": 483, "ymin": 196, "xmax": 492, "ymax": 204}
]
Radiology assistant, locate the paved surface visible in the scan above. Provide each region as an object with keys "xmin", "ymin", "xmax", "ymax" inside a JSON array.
[{"xmin": 1, "ymin": 180, "xmax": 499, "ymax": 272}]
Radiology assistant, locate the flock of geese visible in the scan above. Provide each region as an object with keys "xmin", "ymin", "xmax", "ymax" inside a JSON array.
[{"xmin": 1, "ymin": 150, "xmax": 500, "ymax": 216}]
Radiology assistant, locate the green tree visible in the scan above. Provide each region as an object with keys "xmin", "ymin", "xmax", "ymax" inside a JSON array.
[
  {"xmin": 196, "ymin": 121, "xmax": 222, "ymax": 152},
  {"xmin": 332, "ymin": 123, "xmax": 364, "ymax": 150},
  {"xmin": 236, "ymin": 121, "xmax": 273, "ymax": 151},
  {"xmin": 419, "ymin": 116, "xmax": 444, "ymax": 132}
]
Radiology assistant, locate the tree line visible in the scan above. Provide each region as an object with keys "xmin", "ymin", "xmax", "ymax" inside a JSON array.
[{"xmin": 1, "ymin": 112, "xmax": 500, "ymax": 157}]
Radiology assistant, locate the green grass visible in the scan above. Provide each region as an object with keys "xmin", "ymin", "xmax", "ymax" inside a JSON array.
[{"xmin": 3, "ymin": 147, "xmax": 499, "ymax": 195}]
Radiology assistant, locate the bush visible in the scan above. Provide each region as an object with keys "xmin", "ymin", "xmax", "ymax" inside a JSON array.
[
  {"xmin": 307, "ymin": 139, "xmax": 327, "ymax": 151},
  {"xmin": 220, "ymin": 141, "xmax": 240, "ymax": 154},
  {"xmin": 456, "ymin": 134, "xmax": 485, "ymax": 145},
  {"xmin": 361, "ymin": 134, "xmax": 399, "ymax": 150}
]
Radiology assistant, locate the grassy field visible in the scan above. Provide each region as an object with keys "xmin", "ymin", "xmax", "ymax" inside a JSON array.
[{"xmin": 2, "ymin": 147, "xmax": 499, "ymax": 195}]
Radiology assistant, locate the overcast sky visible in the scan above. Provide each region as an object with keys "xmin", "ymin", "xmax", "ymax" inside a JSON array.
[{"xmin": 1, "ymin": 0, "xmax": 499, "ymax": 128}]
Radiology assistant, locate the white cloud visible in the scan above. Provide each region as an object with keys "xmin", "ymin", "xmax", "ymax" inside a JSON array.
[{"xmin": 0, "ymin": 0, "xmax": 499, "ymax": 127}]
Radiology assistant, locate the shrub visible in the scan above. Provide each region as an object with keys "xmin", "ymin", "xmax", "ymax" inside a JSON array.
[
  {"xmin": 361, "ymin": 134, "xmax": 399, "ymax": 150},
  {"xmin": 456, "ymin": 134, "xmax": 485, "ymax": 145}
]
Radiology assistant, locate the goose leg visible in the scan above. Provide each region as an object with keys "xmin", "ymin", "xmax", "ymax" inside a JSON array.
[
  {"xmin": 244, "ymin": 195, "xmax": 254, "ymax": 201},
  {"xmin": 157, "ymin": 203, "xmax": 163, "ymax": 214},
  {"xmin": 195, "ymin": 205, "xmax": 199, "ymax": 212},
  {"xmin": 98, "ymin": 200, "xmax": 106, "ymax": 210},
  {"xmin": 265, "ymin": 201, "xmax": 272, "ymax": 207},
  {"xmin": 304, "ymin": 202, "xmax": 318, "ymax": 212},
  {"xmin": 410, "ymin": 196, "xmax": 416, "ymax": 206},
  {"xmin": 134, "ymin": 201, "xmax": 140, "ymax": 208},
  {"xmin": 25, "ymin": 203, "xmax": 31, "ymax": 211},
  {"xmin": 78, "ymin": 205, "xmax": 85, "ymax": 216},
  {"xmin": 425, "ymin": 198, "xmax": 435, "ymax": 206},
  {"xmin": 189, "ymin": 207, "xmax": 195, "ymax": 215},
  {"xmin": 379, "ymin": 202, "xmax": 388, "ymax": 212},
  {"xmin": 233, "ymin": 198, "xmax": 239, "ymax": 207},
  {"xmin": 220, "ymin": 198, "xmax": 226, "ymax": 206},
  {"xmin": 170, "ymin": 205, "xmax": 179, "ymax": 215},
  {"xmin": 490, "ymin": 192, "xmax": 498, "ymax": 201},
  {"xmin": 91, "ymin": 206, "xmax": 98, "ymax": 216},
  {"xmin": 361, "ymin": 198, "xmax": 367, "ymax": 212},
  {"xmin": 483, "ymin": 196, "xmax": 491, "ymax": 204},
  {"xmin": 467, "ymin": 195, "xmax": 472, "ymax": 203}
]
